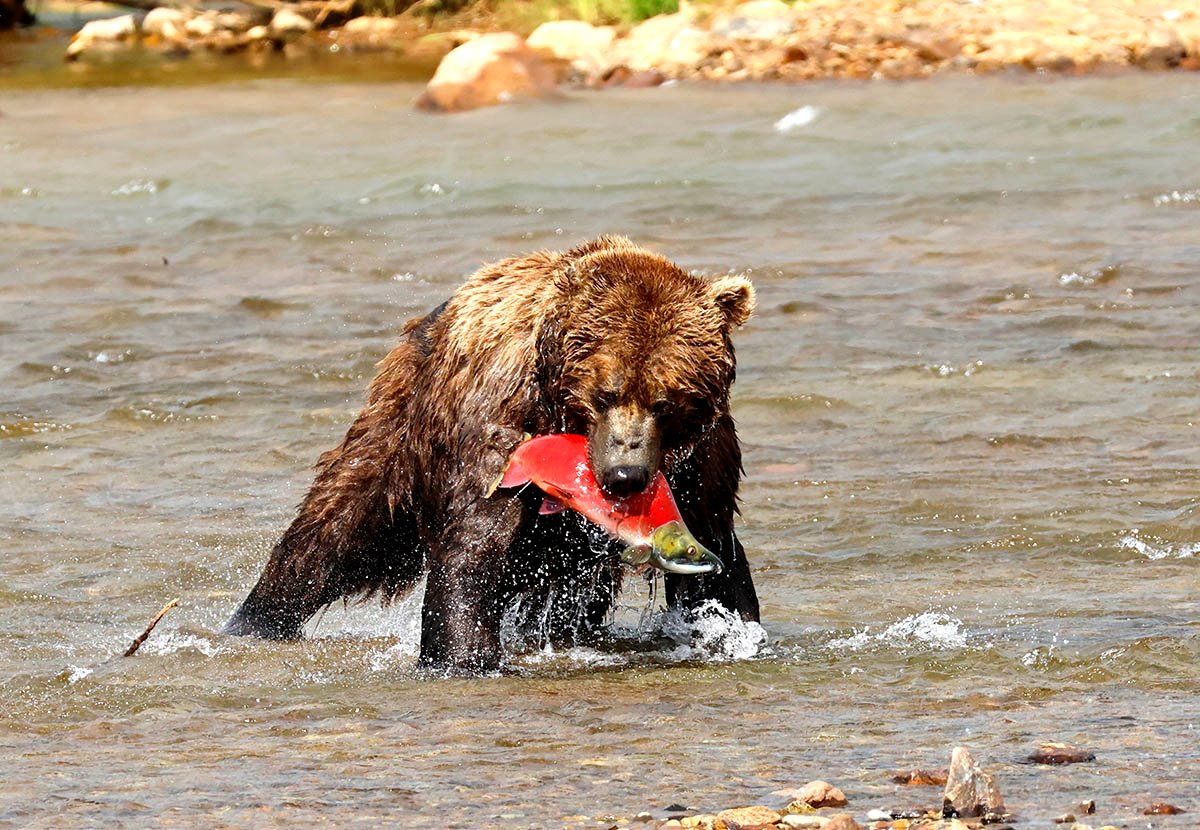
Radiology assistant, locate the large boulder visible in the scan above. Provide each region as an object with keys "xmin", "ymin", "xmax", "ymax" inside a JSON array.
[
  {"xmin": 611, "ymin": 10, "xmax": 714, "ymax": 73},
  {"xmin": 415, "ymin": 32, "xmax": 558, "ymax": 113},
  {"xmin": 527, "ymin": 19, "xmax": 616, "ymax": 77}
]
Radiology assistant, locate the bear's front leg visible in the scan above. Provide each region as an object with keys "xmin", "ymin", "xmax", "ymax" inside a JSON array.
[{"xmin": 419, "ymin": 493, "xmax": 527, "ymax": 673}]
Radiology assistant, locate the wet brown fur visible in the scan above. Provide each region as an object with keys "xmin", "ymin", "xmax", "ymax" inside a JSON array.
[{"xmin": 224, "ymin": 236, "xmax": 759, "ymax": 672}]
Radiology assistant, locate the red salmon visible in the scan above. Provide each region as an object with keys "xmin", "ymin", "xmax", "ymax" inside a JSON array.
[{"xmin": 494, "ymin": 434, "xmax": 723, "ymax": 575}]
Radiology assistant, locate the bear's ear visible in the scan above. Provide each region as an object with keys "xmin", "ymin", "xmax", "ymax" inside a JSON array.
[{"xmin": 710, "ymin": 275, "xmax": 756, "ymax": 328}]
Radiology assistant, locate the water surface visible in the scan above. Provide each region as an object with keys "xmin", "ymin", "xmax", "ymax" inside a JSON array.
[{"xmin": 1, "ymin": 75, "xmax": 1198, "ymax": 827}]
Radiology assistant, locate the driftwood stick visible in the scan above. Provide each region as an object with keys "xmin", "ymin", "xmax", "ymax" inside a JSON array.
[{"xmin": 123, "ymin": 598, "xmax": 179, "ymax": 657}]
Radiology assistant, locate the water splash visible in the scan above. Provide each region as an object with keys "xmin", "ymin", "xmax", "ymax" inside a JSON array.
[
  {"xmin": 774, "ymin": 105, "xmax": 821, "ymax": 132},
  {"xmin": 1119, "ymin": 530, "xmax": 1199, "ymax": 560},
  {"xmin": 830, "ymin": 611, "xmax": 971, "ymax": 653}
]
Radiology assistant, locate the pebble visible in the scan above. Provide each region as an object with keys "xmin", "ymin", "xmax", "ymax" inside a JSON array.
[
  {"xmin": 1028, "ymin": 742, "xmax": 1095, "ymax": 764},
  {"xmin": 822, "ymin": 814, "xmax": 861, "ymax": 830},
  {"xmin": 1055, "ymin": 814, "xmax": 1076, "ymax": 824},
  {"xmin": 1077, "ymin": 800, "xmax": 1096, "ymax": 815}
]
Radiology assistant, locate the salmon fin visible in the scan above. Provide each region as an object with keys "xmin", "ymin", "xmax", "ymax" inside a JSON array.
[{"xmin": 539, "ymin": 496, "xmax": 566, "ymax": 515}]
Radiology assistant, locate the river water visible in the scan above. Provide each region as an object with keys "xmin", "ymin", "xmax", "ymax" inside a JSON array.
[{"xmin": 1, "ymin": 73, "xmax": 1197, "ymax": 827}]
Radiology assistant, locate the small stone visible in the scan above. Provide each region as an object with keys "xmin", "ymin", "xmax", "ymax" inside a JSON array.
[
  {"xmin": 892, "ymin": 769, "xmax": 948, "ymax": 786},
  {"xmin": 715, "ymin": 806, "xmax": 783, "ymax": 830},
  {"xmin": 1143, "ymin": 802, "xmax": 1185, "ymax": 815},
  {"xmin": 660, "ymin": 821, "xmax": 683, "ymax": 829},
  {"xmin": 680, "ymin": 815, "xmax": 717, "ymax": 830},
  {"xmin": 822, "ymin": 814, "xmax": 860, "ymax": 830},
  {"xmin": 865, "ymin": 808, "xmax": 891, "ymax": 821},
  {"xmin": 1029, "ymin": 742, "xmax": 1095, "ymax": 765},
  {"xmin": 632, "ymin": 811, "xmax": 653, "ymax": 822},
  {"xmin": 1055, "ymin": 815, "xmax": 1076, "ymax": 824},
  {"xmin": 1078, "ymin": 800, "xmax": 1096, "ymax": 815},
  {"xmin": 794, "ymin": 780, "xmax": 848, "ymax": 809}
]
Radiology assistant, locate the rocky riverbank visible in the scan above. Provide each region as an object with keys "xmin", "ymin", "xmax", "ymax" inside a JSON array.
[
  {"xmin": 50, "ymin": 0, "xmax": 1200, "ymax": 109},
  {"xmin": 568, "ymin": 743, "xmax": 1186, "ymax": 830}
]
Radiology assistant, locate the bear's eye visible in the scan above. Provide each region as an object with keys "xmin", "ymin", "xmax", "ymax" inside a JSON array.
[
  {"xmin": 593, "ymin": 390, "xmax": 617, "ymax": 412},
  {"xmin": 650, "ymin": 399, "xmax": 672, "ymax": 417}
]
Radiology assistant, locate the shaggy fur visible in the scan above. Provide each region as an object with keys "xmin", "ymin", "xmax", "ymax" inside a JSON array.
[{"xmin": 224, "ymin": 236, "xmax": 759, "ymax": 672}]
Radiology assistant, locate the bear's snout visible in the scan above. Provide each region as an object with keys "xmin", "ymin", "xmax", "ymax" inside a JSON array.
[
  {"xmin": 601, "ymin": 464, "xmax": 651, "ymax": 497},
  {"xmin": 590, "ymin": 404, "xmax": 662, "ymax": 497}
]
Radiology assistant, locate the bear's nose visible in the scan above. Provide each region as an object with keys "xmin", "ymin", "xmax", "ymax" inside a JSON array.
[{"xmin": 602, "ymin": 465, "xmax": 650, "ymax": 497}]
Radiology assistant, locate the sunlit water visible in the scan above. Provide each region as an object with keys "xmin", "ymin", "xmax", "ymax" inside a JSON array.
[{"xmin": 1, "ymin": 74, "xmax": 1198, "ymax": 827}]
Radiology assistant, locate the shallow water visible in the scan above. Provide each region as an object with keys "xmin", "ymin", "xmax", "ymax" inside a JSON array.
[{"xmin": 1, "ymin": 74, "xmax": 1198, "ymax": 827}]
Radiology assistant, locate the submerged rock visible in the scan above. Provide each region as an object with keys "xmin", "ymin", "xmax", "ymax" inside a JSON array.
[
  {"xmin": 416, "ymin": 32, "xmax": 558, "ymax": 113},
  {"xmin": 892, "ymin": 769, "xmax": 949, "ymax": 786},
  {"xmin": 942, "ymin": 746, "xmax": 1004, "ymax": 819},
  {"xmin": 1143, "ymin": 802, "xmax": 1185, "ymax": 815},
  {"xmin": 1029, "ymin": 742, "xmax": 1095, "ymax": 765}
]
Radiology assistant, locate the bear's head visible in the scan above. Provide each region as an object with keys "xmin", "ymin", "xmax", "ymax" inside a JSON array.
[{"xmin": 554, "ymin": 238, "xmax": 755, "ymax": 497}]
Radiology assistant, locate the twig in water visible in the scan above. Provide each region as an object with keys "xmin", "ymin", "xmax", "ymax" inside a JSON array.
[{"xmin": 123, "ymin": 598, "xmax": 179, "ymax": 657}]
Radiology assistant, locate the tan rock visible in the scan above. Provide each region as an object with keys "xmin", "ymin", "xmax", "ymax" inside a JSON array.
[
  {"xmin": 527, "ymin": 19, "xmax": 616, "ymax": 77},
  {"xmin": 943, "ymin": 746, "xmax": 1004, "ymax": 818},
  {"xmin": 66, "ymin": 14, "xmax": 137, "ymax": 58},
  {"xmin": 342, "ymin": 15, "xmax": 402, "ymax": 36},
  {"xmin": 779, "ymin": 816, "xmax": 827, "ymax": 829},
  {"xmin": 415, "ymin": 32, "xmax": 558, "ymax": 113},
  {"xmin": 793, "ymin": 780, "xmax": 848, "ymax": 809},
  {"xmin": 611, "ymin": 11, "xmax": 713, "ymax": 73},
  {"xmin": 715, "ymin": 805, "xmax": 783, "ymax": 830},
  {"xmin": 184, "ymin": 14, "xmax": 217, "ymax": 38},
  {"xmin": 270, "ymin": 7, "xmax": 313, "ymax": 38},
  {"xmin": 141, "ymin": 7, "xmax": 192, "ymax": 37},
  {"xmin": 822, "ymin": 814, "xmax": 860, "ymax": 830},
  {"xmin": 1133, "ymin": 27, "xmax": 1186, "ymax": 68},
  {"xmin": 680, "ymin": 815, "xmax": 718, "ymax": 830}
]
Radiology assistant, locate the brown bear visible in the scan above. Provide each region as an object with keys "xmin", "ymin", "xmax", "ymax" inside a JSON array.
[{"xmin": 223, "ymin": 236, "xmax": 759, "ymax": 672}]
